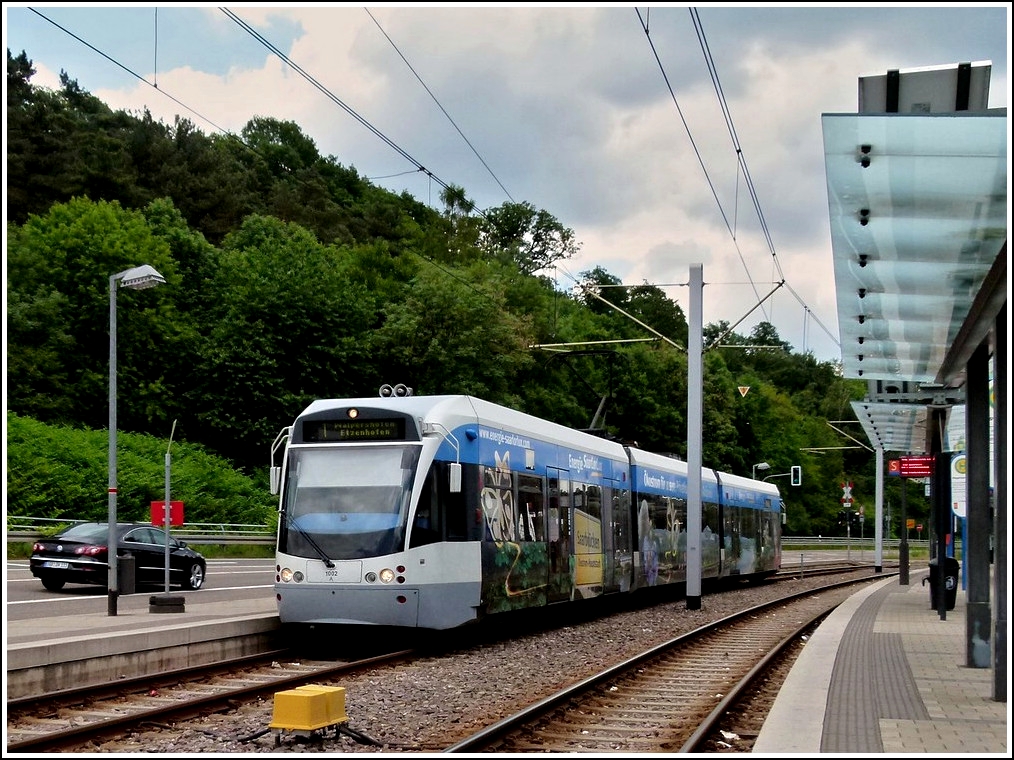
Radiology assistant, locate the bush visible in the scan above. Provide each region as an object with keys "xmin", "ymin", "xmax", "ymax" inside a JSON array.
[{"xmin": 6, "ymin": 411, "xmax": 276, "ymax": 527}]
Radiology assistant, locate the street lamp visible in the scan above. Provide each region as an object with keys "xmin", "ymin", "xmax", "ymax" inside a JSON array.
[
  {"xmin": 752, "ymin": 461, "xmax": 770, "ymax": 480},
  {"xmin": 108, "ymin": 264, "xmax": 165, "ymax": 616}
]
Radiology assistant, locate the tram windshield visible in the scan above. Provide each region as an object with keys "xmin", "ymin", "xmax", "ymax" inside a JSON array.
[{"xmin": 280, "ymin": 445, "xmax": 420, "ymax": 560}]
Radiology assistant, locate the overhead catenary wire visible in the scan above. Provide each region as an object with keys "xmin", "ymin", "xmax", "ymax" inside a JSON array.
[
  {"xmin": 690, "ymin": 8, "xmax": 780, "ymax": 272},
  {"xmin": 27, "ymin": 7, "xmax": 229, "ymax": 135},
  {"xmin": 634, "ymin": 7, "xmax": 840, "ymax": 353},
  {"xmin": 219, "ymin": 8, "xmax": 498, "ymax": 226},
  {"xmin": 31, "ymin": 5, "xmax": 494, "ymax": 225},
  {"xmin": 22, "ymin": 6, "xmax": 840, "ymax": 355},
  {"xmin": 365, "ymin": 8, "xmax": 515, "ymax": 204},
  {"xmin": 220, "ymin": 10, "xmax": 430, "ymax": 182},
  {"xmin": 21, "ymin": 6, "xmax": 505, "ymax": 315},
  {"xmin": 688, "ymin": 7, "xmax": 838, "ymax": 351},
  {"xmin": 634, "ymin": 7, "xmax": 771, "ymax": 325}
]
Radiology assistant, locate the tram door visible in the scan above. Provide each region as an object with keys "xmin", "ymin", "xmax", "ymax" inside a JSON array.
[
  {"xmin": 546, "ymin": 468, "xmax": 573, "ymax": 603},
  {"xmin": 608, "ymin": 484, "xmax": 633, "ymax": 592}
]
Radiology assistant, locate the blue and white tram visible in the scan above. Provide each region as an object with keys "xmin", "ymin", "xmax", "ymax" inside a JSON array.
[
  {"xmin": 626, "ymin": 448, "xmax": 782, "ymax": 587},
  {"xmin": 270, "ymin": 394, "xmax": 782, "ymax": 630}
]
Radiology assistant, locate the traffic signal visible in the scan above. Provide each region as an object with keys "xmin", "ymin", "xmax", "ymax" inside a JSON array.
[{"xmin": 790, "ymin": 465, "xmax": 802, "ymax": 486}]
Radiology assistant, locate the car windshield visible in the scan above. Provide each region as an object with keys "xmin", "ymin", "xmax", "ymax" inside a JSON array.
[{"xmin": 59, "ymin": 523, "xmax": 112, "ymax": 541}]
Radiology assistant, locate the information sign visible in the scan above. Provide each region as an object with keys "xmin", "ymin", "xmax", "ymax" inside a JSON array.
[
  {"xmin": 950, "ymin": 454, "xmax": 967, "ymax": 518},
  {"xmin": 899, "ymin": 455, "xmax": 934, "ymax": 478}
]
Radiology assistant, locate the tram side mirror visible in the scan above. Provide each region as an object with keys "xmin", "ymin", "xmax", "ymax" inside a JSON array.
[
  {"xmin": 270, "ymin": 465, "xmax": 281, "ymax": 496},
  {"xmin": 449, "ymin": 462, "xmax": 462, "ymax": 493}
]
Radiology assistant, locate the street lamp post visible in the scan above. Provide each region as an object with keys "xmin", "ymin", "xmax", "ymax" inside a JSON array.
[
  {"xmin": 752, "ymin": 461, "xmax": 771, "ymax": 480},
  {"xmin": 108, "ymin": 264, "xmax": 166, "ymax": 616}
]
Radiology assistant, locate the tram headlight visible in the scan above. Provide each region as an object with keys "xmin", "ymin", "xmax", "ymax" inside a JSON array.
[
  {"xmin": 365, "ymin": 571, "xmax": 378, "ymax": 583},
  {"xmin": 379, "ymin": 568, "xmax": 396, "ymax": 584},
  {"xmin": 278, "ymin": 568, "xmax": 304, "ymax": 583}
]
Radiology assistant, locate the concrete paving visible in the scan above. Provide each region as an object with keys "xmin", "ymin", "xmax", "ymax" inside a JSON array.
[{"xmin": 754, "ymin": 568, "xmax": 1009, "ymax": 754}]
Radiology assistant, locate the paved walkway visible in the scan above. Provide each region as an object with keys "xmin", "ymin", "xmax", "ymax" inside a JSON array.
[{"xmin": 754, "ymin": 569, "xmax": 1009, "ymax": 754}]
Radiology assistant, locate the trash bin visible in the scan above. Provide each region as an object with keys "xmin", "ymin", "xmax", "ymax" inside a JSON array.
[
  {"xmin": 117, "ymin": 554, "xmax": 136, "ymax": 595},
  {"xmin": 924, "ymin": 556, "xmax": 959, "ymax": 610}
]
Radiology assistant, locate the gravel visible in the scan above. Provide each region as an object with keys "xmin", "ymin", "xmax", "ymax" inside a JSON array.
[{"xmin": 85, "ymin": 569, "xmax": 882, "ymax": 754}]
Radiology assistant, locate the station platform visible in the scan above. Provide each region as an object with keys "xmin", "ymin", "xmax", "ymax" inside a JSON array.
[
  {"xmin": 5, "ymin": 593, "xmax": 281, "ymax": 701},
  {"xmin": 754, "ymin": 567, "xmax": 1009, "ymax": 755}
]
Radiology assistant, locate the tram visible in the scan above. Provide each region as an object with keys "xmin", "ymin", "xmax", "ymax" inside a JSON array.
[{"xmin": 270, "ymin": 392, "xmax": 782, "ymax": 630}]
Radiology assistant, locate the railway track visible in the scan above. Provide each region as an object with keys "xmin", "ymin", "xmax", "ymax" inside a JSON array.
[
  {"xmin": 5, "ymin": 649, "xmax": 413, "ymax": 753},
  {"xmin": 5, "ymin": 566, "xmax": 885, "ymax": 753},
  {"xmin": 445, "ymin": 578, "xmax": 871, "ymax": 753}
]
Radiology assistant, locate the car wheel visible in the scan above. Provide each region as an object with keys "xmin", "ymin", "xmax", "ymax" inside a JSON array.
[
  {"xmin": 41, "ymin": 577, "xmax": 66, "ymax": 591},
  {"xmin": 184, "ymin": 562, "xmax": 205, "ymax": 590}
]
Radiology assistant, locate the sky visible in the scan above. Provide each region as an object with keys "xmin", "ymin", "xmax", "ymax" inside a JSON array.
[{"xmin": 4, "ymin": 3, "xmax": 1010, "ymax": 364}]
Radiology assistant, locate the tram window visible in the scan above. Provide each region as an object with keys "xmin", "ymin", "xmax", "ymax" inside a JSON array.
[
  {"xmin": 444, "ymin": 462, "xmax": 470, "ymax": 543},
  {"xmin": 410, "ymin": 471, "xmax": 437, "ymax": 548},
  {"xmin": 585, "ymin": 485, "xmax": 602, "ymax": 520},
  {"xmin": 518, "ymin": 474, "xmax": 545, "ymax": 542},
  {"xmin": 411, "ymin": 504, "xmax": 438, "ymax": 547},
  {"xmin": 647, "ymin": 495, "xmax": 667, "ymax": 530}
]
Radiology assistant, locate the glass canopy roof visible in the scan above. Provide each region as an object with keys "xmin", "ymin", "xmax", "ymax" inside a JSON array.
[{"xmin": 822, "ymin": 110, "xmax": 1007, "ymax": 452}]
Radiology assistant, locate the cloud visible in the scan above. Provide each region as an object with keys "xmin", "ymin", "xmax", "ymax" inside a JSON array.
[{"xmin": 7, "ymin": 4, "xmax": 1008, "ymax": 362}]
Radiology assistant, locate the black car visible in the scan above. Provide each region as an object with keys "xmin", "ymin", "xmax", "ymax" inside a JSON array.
[{"xmin": 29, "ymin": 521, "xmax": 206, "ymax": 592}]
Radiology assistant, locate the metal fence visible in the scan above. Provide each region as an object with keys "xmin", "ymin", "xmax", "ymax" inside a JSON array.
[
  {"xmin": 6, "ymin": 516, "xmax": 275, "ymax": 545},
  {"xmin": 781, "ymin": 536, "xmax": 932, "ymax": 551}
]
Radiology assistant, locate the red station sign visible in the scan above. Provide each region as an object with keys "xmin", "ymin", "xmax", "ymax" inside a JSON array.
[
  {"xmin": 151, "ymin": 500, "xmax": 185, "ymax": 527},
  {"xmin": 898, "ymin": 455, "xmax": 935, "ymax": 478}
]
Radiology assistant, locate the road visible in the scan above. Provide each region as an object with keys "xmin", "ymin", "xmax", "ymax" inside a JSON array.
[{"xmin": 4, "ymin": 558, "xmax": 277, "ymax": 622}]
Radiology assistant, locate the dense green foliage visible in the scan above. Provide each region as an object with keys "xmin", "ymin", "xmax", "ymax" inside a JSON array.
[
  {"xmin": 6, "ymin": 412, "xmax": 275, "ymax": 526},
  {"xmin": 4, "ymin": 50, "xmax": 929, "ymax": 537}
]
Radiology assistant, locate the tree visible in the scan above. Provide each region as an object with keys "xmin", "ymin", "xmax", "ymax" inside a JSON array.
[
  {"xmin": 438, "ymin": 183, "xmax": 481, "ymax": 265},
  {"xmin": 6, "ymin": 197, "xmax": 180, "ymax": 432},
  {"xmin": 627, "ymin": 283, "xmax": 688, "ymax": 346},
  {"xmin": 577, "ymin": 266, "xmax": 628, "ymax": 315},
  {"xmin": 6, "ymin": 50, "xmax": 113, "ymax": 223},
  {"xmin": 4, "ymin": 54, "xmax": 885, "ymax": 534},
  {"xmin": 372, "ymin": 260, "xmax": 536, "ymax": 403},
  {"xmin": 189, "ymin": 215, "xmax": 377, "ymax": 468},
  {"xmin": 440, "ymin": 184, "xmax": 475, "ymax": 218},
  {"xmin": 478, "ymin": 201, "xmax": 579, "ymax": 275},
  {"xmin": 136, "ymin": 115, "xmax": 257, "ymax": 245},
  {"xmin": 749, "ymin": 320, "xmax": 791, "ymax": 351},
  {"xmin": 240, "ymin": 116, "xmax": 322, "ymax": 176}
]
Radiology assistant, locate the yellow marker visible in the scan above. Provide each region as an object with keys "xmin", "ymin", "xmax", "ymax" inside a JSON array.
[{"xmin": 269, "ymin": 684, "xmax": 348, "ymax": 731}]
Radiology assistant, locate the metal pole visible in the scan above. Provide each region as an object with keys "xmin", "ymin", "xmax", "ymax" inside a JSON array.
[
  {"xmin": 874, "ymin": 447, "xmax": 883, "ymax": 572},
  {"xmin": 686, "ymin": 264, "xmax": 703, "ymax": 611},
  {"xmin": 164, "ymin": 450, "xmax": 171, "ymax": 593},
  {"xmin": 107, "ymin": 275, "xmax": 119, "ymax": 616},
  {"xmin": 900, "ymin": 478, "xmax": 909, "ymax": 584},
  {"xmin": 164, "ymin": 420, "xmax": 177, "ymax": 594}
]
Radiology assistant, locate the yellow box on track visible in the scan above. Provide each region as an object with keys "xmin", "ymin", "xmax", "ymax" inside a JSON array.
[{"xmin": 269, "ymin": 684, "xmax": 348, "ymax": 731}]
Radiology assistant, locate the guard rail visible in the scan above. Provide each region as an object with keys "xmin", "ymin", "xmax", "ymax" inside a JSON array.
[{"xmin": 6, "ymin": 517, "xmax": 275, "ymax": 545}]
